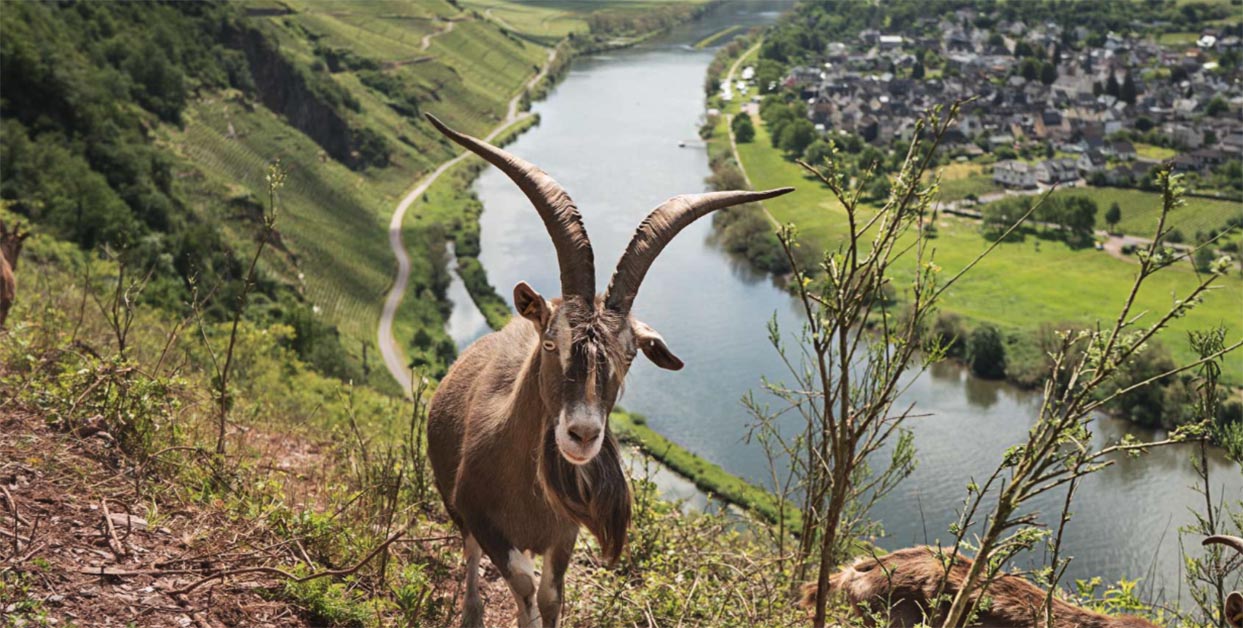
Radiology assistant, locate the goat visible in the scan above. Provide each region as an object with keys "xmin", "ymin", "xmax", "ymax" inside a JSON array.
[
  {"xmin": 0, "ymin": 220, "xmax": 28, "ymax": 329},
  {"xmin": 798, "ymin": 546, "xmax": 1160, "ymax": 627},
  {"xmin": 1203, "ymin": 535, "xmax": 1243, "ymax": 628},
  {"xmin": 423, "ymin": 113, "xmax": 791, "ymax": 628}
]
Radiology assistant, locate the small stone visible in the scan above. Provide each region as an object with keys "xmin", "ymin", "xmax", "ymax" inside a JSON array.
[{"xmin": 176, "ymin": 616, "xmax": 193, "ymax": 627}]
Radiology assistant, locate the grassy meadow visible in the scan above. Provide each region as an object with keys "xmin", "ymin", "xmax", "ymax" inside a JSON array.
[{"xmin": 720, "ymin": 106, "xmax": 1243, "ymax": 384}]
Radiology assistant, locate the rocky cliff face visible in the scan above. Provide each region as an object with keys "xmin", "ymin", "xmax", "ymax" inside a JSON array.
[{"xmin": 231, "ymin": 25, "xmax": 389, "ymax": 170}]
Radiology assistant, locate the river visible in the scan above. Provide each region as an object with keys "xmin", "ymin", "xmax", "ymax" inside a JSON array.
[{"xmin": 445, "ymin": 0, "xmax": 1243, "ymax": 607}]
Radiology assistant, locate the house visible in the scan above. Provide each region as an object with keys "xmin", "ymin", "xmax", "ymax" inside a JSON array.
[
  {"xmin": 1077, "ymin": 150, "xmax": 1108, "ymax": 174},
  {"xmin": 879, "ymin": 35, "xmax": 905, "ymax": 50},
  {"xmin": 1165, "ymin": 123, "xmax": 1203, "ymax": 149},
  {"xmin": 1105, "ymin": 162, "xmax": 1151, "ymax": 186},
  {"xmin": 1170, "ymin": 153, "xmax": 1201, "ymax": 172},
  {"xmin": 1035, "ymin": 158, "xmax": 1080, "ymax": 184},
  {"xmin": 1189, "ymin": 147, "xmax": 1229, "ymax": 168},
  {"xmin": 994, "ymin": 160, "xmax": 1038, "ymax": 188},
  {"xmin": 1222, "ymin": 132, "xmax": 1243, "ymax": 154},
  {"xmin": 1108, "ymin": 140, "xmax": 1137, "ymax": 160}
]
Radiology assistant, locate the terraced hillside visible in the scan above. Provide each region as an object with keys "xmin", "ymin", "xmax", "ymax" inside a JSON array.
[
  {"xmin": 162, "ymin": 1, "xmax": 554, "ymax": 390},
  {"xmin": 4, "ymin": 0, "xmax": 719, "ymax": 394}
]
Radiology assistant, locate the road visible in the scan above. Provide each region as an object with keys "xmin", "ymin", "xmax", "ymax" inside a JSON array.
[
  {"xmin": 378, "ymin": 48, "xmax": 557, "ymax": 393},
  {"xmin": 720, "ymin": 40, "xmax": 784, "ymax": 228}
]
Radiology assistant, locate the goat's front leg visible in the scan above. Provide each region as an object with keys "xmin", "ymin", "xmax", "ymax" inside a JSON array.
[
  {"xmin": 537, "ymin": 532, "xmax": 577, "ymax": 627},
  {"xmin": 459, "ymin": 534, "xmax": 484, "ymax": 628},
  {"xmin": 472, "ymin": 523, "xmax": 540, "ymax": 628},
  {"xmin": 500, "ymin": 547, "xmax": 540, "ymax": 627}
]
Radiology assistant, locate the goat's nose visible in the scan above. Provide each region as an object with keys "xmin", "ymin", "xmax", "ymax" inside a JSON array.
[{"xmin": 566, "ymin": 422, "xmax": 601, "ymax": 444}]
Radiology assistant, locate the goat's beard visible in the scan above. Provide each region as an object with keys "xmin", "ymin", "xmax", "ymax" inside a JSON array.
[{"xmin": 538, "ymin": 423, "xmax": 632, "ymax": 565}]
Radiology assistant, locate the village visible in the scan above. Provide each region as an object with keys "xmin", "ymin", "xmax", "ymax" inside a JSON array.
[{"xmin": 731, "ymin": 8, "xmax": 1242, "ymax": 199}]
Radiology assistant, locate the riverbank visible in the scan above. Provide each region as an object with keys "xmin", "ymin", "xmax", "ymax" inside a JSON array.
[
  {"xmin": 611, "ymin": 409, "xmax": 799, "ymax": 530},
  {"xmin": 704, "ymin": 37, "xmax": 1243, "ymax": 413}
]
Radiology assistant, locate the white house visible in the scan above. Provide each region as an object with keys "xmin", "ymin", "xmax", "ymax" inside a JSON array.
[
  {"xmin": 1077, "ymin": 150, "xmax": 1108, "ymax": 175},
  {"xmin": 1035, "ymin": 158, "xmax": 1080, "ymax": 184},
  {"xmin": 993, "ymin": 160, "xmax": 1037, "ymax": 188}
]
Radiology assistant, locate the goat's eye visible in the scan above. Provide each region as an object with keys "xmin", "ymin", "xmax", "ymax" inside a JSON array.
[{"xmin": 542, "ymin": 340, "xmax": 556, "ymax": 352}]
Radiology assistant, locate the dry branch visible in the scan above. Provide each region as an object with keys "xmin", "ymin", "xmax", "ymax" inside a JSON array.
[{"xmin": 170, "ymin": 520, "xmax": 413, "ymax": 595}]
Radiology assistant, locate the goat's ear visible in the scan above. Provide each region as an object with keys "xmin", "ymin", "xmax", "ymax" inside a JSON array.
[
  {"xmin": 632, "ymin": 319, "xmax": 683, "ymax": 371},
  {"xmin": 1226, "ymin": 591, "xmax": 1243, "ymax": 628},
  {"xmin": 513, "ymin": 281, "xmax": 550, "ymax": 329}
]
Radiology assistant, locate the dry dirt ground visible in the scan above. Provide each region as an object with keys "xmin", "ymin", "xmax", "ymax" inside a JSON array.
[{"xmin": 0, "ymin": 409, "xmax": 519, "ymax": 627}]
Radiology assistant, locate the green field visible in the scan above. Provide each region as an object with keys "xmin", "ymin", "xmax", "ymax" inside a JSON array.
[
  {"xmin": 719, "ymin": 101, "xmax": 1243, "ymax": 384},
  {"xmin": 936, "ymin": 162, "xmax": 1003, "ymax": 201},
  {"xmin": 1055, "ymin": 187, "xmax": 1243, "ymax": 237},
  {"xmin": 1157, "ymin": 31, "xmax": 1201, "ymax": 46},
  {"xmin": 1135, "ymin": 143, "xmax": 1177, "ymax": 161},
  {"xmin": 460, "ymin": 0, "xmax": 594, "ymax": 42},
  {"xmin": 461, "ymin": 0, "xmax": 712, "ymax": 45}
]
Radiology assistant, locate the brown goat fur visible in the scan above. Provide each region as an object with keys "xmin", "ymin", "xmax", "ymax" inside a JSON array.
[
  {"xmin": 428, "ymin": 293, "xmax": 643, "ymax": 627},
  {"xmin": 0, "ymin": 220, "xmax": 27, "ymax": 329},
  {"xmin": 422, "ymin": 114, "xmax": 793, "ymax": 628},
  {"xmin": 0, "ymin": 249, "xmax": 13, "ymax": 329},
  {"xmin": 798, "ymin": 546, "xmax": 1159, "ymax": 628}
]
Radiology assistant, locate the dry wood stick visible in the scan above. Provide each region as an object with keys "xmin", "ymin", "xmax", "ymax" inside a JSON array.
[{"xmin": 101, "ymin": 500, "xmax": 127, "ymax": 559}]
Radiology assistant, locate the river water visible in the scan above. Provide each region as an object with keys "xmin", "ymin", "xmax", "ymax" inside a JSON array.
[{"xmin": 446, "ymin": 1, "xmax": 1243, "ymax": 605}]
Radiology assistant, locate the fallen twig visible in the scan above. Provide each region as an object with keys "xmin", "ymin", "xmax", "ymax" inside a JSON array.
[
  {"xmin": 170, "ymin": 521, "xmax": 413, "ymax": 595},
  {"xmin": 0, "ymin": 486, "xmax": 30, "ymax": 527},
  {"xmin": 80, "ymin": 566, "xmax": 202, "ymax": 577},
  {"xmin": 101, "ymin": 499, "xmax": 127, "ymax": 559}
]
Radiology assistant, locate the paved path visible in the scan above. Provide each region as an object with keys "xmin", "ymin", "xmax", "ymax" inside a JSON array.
[
  {"xmin": 720, "ymin": 41, "xmax": 784, "ymax": 228},
  {"xmin": 378, "ymin": 48, "xmax": 556, "ymax": 393}
]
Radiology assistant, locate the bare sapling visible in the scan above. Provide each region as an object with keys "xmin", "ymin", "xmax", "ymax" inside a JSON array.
[
  {"xmin": 204, "ymin": 159, "xmax": 285, "ymax": 456},
  {"xmin": 1179, "ymin": 326, "xmax": 1243, "ymax": 628},
  {"xmin": 746, "ymin": 101, "xmax": 1041, "ymax": 628},
  {"xmin": 933, "ymin": 168, "xmax": 1240, "ymax": 628}
]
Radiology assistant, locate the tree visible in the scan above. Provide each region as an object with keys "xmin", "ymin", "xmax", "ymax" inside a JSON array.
[
  {"xmin": 1194, "ymin": 246, "xmax": 1216, "ymax": 273},
  {"xmin": 1105, "ymin": 201, "xmax": 1122, "ymax": 231},
  {"xmin": 1120, "ymin": 72, "xmax": 1137, "ymax": 105},
  {"xmin": 967, "ymin": 323, "xmax": 1006, "ymax": 379},
  {"xmin": 1021, "ymin": 58, "xmax": 1039, "ymax": 82},
  {"xmin": 912, "ymin": 60, "xmax": 925, "ymax": 79},
  {"xmin": 754, "ymin": 58, "xmax": 785, "ymax": 94},
  {"xmin": 1205, "ymin": 96, "xmax": 1228, "ymax": 117},
  {"xmin": 1040, "ymin": 61, "xmax": 1058, "ymax": 85},
  {"xmin": 865, "ymin": 175, "xmax": 892, "ymax": 202},
  {"xmin": 748, "ymin": 107, "xmax": 970, "ymax": 628},
  {"xmin": 731, "ymin": 114, "xmax": 755, "ymax": 143},
  {"xmin": 779, "ymin": 119, "xmax": 816, "ymax": 158},
  {"xmin": 1106, "ymin": 70, "xmax": 1120, "ymax": 97},
  {"xmin": 802, "ymin": 139, "xmax": 833, "ymax": 166}
]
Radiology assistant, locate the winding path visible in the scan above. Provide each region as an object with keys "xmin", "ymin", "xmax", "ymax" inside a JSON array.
[{"xmin": 379, "ymin": 48, "xmax": 556, "ymax": 393}]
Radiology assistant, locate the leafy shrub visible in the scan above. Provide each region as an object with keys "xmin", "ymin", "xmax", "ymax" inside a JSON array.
[{"xmin": 966, "ymin": 323, "xmax": 1006, "ymax": 379}]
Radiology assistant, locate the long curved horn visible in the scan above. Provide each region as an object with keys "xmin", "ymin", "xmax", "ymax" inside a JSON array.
[
  {"xmin": 605, "ymin": 188, "xmax": 794, "ymax": 314},
  {"xmin": 1204, "ymin": 535, "xmax": 1243, "ymax": 554},
  {"xmin": 424, "ymin": 114, "xmax": 595, "ymax": 300}
]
